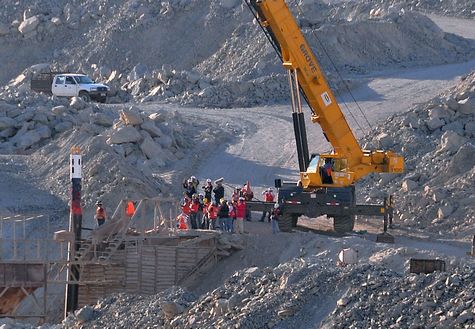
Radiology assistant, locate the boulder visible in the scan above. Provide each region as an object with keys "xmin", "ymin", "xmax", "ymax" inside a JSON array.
[
  {"xmin": 426, "ymin": 117, "xmax": 444, "ymax": 131},
  {"xmin": 457, "ymin": 97, "xmax": 475, "ymax": 115},
  {"xmin": 437, "ymin": 131, "xmax": 466, "ymax": 154},
  {"xmin": 445, "ymin": 96, "xmax": 459, "ymax": 111},
  {"xmin": 18, "ymin": 16, "xmax": 40, "ymax": 35},
  {"xmin": 160, "ymin": 301, "xmax": 184, "ymax": 319},
  {"xmin": 376, "ymin": 132, "xmax": 393, "ymax": 148},
  {"xmin": 120, "ymin": 108, "xmax": 143, "ymax": 126},
  {"xmin": 447, "ymin": 144, "xmax": 475, "ymax": 175},
  {"xmin": 36, "ymin": 125, "xmax": 51, "ymax": 139},
  {"xmin": 108, "ymin": 126, "xmax": 142, "ymax": 144},
  {"xmin": 92, "ymin": 113, "xmax": 114, "ymax": 127},
  {"xmin": 464, "ymin": 121, "xmax": 475, "ymax": 137},
  {"xmin": 140, "ymin": 137, "xmax": 165, "ymax": 163},
  {"xmin": 437, "ymin": 205, "xmax": 454, "ymax": 219},
  {"xmin": 140, "ymin": 121, "xmax": 163, "ymax": 137},
  {"xmin": 70, "ymin": 97, "xmax": 87, "ymax": 110},
  {"xmin": 16, "ymin": 130, "xmax": 41, "ymax": 149},
  {"xmin": 54, "ymin": 121, "xmax": 73, "ymax": 133},
  {"xmin": 75, "ymin": 305, "xmax": 94, "ymax": 324},
  {"xmin": 0, "ymin": 128, "xmax": 16, "ymax": 138},
  {"xmin": 0, "ymin": 117, "xmax": 16, "ymax": 130},
  {"xmin": 128, "ymin": 64, "xmax": 149, "ymax": 81},
  {"xmin": 51, "ymin": 17, "xmax": 62, "ymax": 25},
  {"xmin": 52, "ymin": 105, "xmax": 68, "ymax": 115},
  {"xmin": 156, "ymin": 135, "xmax": 173, "ymax": 148},
  {"xmin": 402, "ymin": 179, "xmax": 418, "ymax": 192}
]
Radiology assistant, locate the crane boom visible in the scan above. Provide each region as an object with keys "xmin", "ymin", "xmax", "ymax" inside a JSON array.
[{"xmin": 248, "ymin": 0, "xmax": 404, "ymax": 188}]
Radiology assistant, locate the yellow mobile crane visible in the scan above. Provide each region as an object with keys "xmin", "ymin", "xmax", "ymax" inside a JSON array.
[{"xmin": 244, "ymin": 0, "xmax": 404, "ymax": 235}]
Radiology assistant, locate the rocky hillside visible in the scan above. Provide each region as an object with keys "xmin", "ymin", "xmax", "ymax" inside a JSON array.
[
  {"xmin": 1, "ymin": 0, "xmax": 474, "ymax": 108},
  {"xmin": 360, "ymin": 70, "xmax": 475, "ymax": 237}
]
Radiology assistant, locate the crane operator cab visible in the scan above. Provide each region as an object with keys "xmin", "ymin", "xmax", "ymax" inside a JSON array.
[{"xmin": 300, "ymin": 154, "xmax": 353, "ymax": 188}]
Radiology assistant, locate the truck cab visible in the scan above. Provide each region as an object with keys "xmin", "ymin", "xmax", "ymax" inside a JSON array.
[{"xmin": 52, "ymin": 74, "xmax": 109, "ymax": 103}]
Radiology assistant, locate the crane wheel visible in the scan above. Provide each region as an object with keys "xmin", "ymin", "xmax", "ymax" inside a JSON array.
[
  {"xmin": 333, "ymin": 215, "xmax": 355, "ymax": 233},
  {"xmin": 279, "ymin": 213, "xmax": 294, "ymax": 232}
]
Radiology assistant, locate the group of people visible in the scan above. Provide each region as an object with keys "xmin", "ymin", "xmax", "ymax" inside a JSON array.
[
  {"xmin": 93, "ymin": 177, "xmax": 282, "ymax": 234},
  {"xmin": 178, "ymin": 176, "xmax": 282, "ymax": 234}
]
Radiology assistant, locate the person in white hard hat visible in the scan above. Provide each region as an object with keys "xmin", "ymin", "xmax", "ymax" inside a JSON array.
[
  {"xmin": 270, "ymin": 203, "xmax": 281, "ymax": 234},
  {"xmin": 202, "ymin": 178, "xmax": 213, "ymax": 201}
]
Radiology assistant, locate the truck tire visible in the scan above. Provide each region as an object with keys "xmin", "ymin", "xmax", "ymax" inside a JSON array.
[
  {"xmin": 333, "ymin": 215, "xmax": 355, "ymax": 233},
  {"xmin": 279, "ymin": 213, "xmax": 294, "ymax": 232},
  {"xmin": 79, "ymin": 91, "xmax": 91, "ymax": 102}
]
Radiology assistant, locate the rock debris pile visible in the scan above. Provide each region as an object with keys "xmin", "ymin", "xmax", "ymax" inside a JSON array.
[
  {"xmin": 1, "ymin": 1, "xmax": 474, "ymax": 107},
  {"xmin": 61, "ymin": 257, "xmax": 474, "ymax": 329},
  {"xmin": 360, "ymin": 71, "xmax": 475, "ymax": 237},
  {"xmin": 0, "ymin": 86, "xmax": 222, "ymax": 207}
]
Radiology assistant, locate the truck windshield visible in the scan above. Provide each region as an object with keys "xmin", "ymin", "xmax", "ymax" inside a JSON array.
[{"xmin": 73, "ymin": 76, "xmax": 94, "ymax": 84}]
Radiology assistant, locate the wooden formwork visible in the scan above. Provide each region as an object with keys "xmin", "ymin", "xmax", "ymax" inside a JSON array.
[{"xmin": 77, "ymin": 233, "xmax": 217, "ymax": 307}]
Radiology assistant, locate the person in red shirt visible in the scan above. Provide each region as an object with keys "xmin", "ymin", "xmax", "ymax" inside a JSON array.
[
  {"xmin": 189, "ymin": 194, "xmax": 200, "ymax": 229},
  {"xmin": 207, "ymin": 201, "xmax": 219, "ymax": 230},
  {"xmin": 235, "ymin": 197, "xmax": 247, "ymax": 234},
  {"xmin": 260, "ymin": 187, "xmax": 275, "ymax": 222},
  {"xmin": 177, "ymin": 212, "xmax": 188, "ymax": 230}
]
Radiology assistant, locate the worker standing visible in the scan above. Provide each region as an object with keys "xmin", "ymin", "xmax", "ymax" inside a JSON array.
[
  {"xmin": 270, "ymin": 203, "xmax": 281, "ymax": 234},
  {"xmin": 235, "ymin": 197, "xmax": 246, "ymax": 234},
  {"xmin": 189, "ymin": 194, "xmax": 200, "ymax": 229},
  {"xmin": 227, "ymin": 201, "xmax": 235, "ymax": 233},
  {"xmin": 184, "ymin": 178, "xmax": 196, "ymax": 199},
  {"xmin": 202, "ymin": 198, "xmax": 210, "ymax": 229},
  {"xmin": 207, "ymin": 201, "xmax": 218, "ymax": 230},
  {"xmin": 213, "ymin": 179, "xmax": 225, "ymax": 205},
  {"xmin": 202, "ymin": 178, "xmax": 213, "ymax": 201},
  {"xmin": 95, "ymin": 201, "xmax": 107, "ymax": 226},
  {"xmin": 242, "ymin": 181, "xmax": 254, "ymax": 221},
  {"xmin": 125, "ymin": 199, "xmax": 135, "ymax": 219},
  {"xmin": 217, "ymin": 199, "xmax": 229, "ymax": 231},
  {"xmin": 260, "ymin": 188, "xmax": 275, "ymax": 222}
]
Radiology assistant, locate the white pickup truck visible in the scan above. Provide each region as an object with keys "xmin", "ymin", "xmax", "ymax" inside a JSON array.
[{"xmin": 31, "ymin": 73, "xmax": 110, "ymax": 103}]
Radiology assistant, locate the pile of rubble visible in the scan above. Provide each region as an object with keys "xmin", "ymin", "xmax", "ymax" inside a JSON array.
[
  {"xmin": 0, "ymin": 85, "xmax": 225, "ymax": 208},
  {"xmin": 360, "ymin": 71, "xmax": 475, "ymax": 237},
  {"xmin": 60, "ymin": 254, "xmax": 474, "ymax": 329}
]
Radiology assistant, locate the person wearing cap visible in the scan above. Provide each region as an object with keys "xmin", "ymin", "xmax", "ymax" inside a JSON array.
[
  {"xmin": 95, "ymin": 201, "xmax": 107, "ymax": 227},
  {"xmin": 202, "ymin": 178, "xmax": 213, "ymax": 201},
  {"xmin": 235, "ymin": 197, "xmax": 247, "ymax": 234},
  {"xmin": 260, "ymin": 187, "xmax": 275, "ymax": 222},
  {"xmin": 184, "ymin": 178, "xmax": 196, "ymax": 199},
  {"xmin": 270, "ymin": 203, "xmax": 281, "ymax": 234}
]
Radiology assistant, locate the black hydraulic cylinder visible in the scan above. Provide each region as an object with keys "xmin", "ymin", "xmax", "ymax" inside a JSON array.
[
  {"xmin": 297, "ymin": 112, "xmax": 310, "ymax": 170},
  {"xmin": 292, "ymin": 112, "xmax": 306, "ymax": 172}
]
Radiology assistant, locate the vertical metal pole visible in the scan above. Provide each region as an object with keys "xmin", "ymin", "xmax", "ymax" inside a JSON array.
[
  {"xmin": 65, "ymin": 147, "xmax": 83, "ymax": 318},
  {"xmin": 23, "ymin": 217, "xmax": 26, "ymax": 260},
  {"xmin": 383, "ymin": 197, "xmax": 388, "ymax": 233},
  {"xmin": 13, "ymin": 220, "xmax": 16, "ymax": 260}
]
